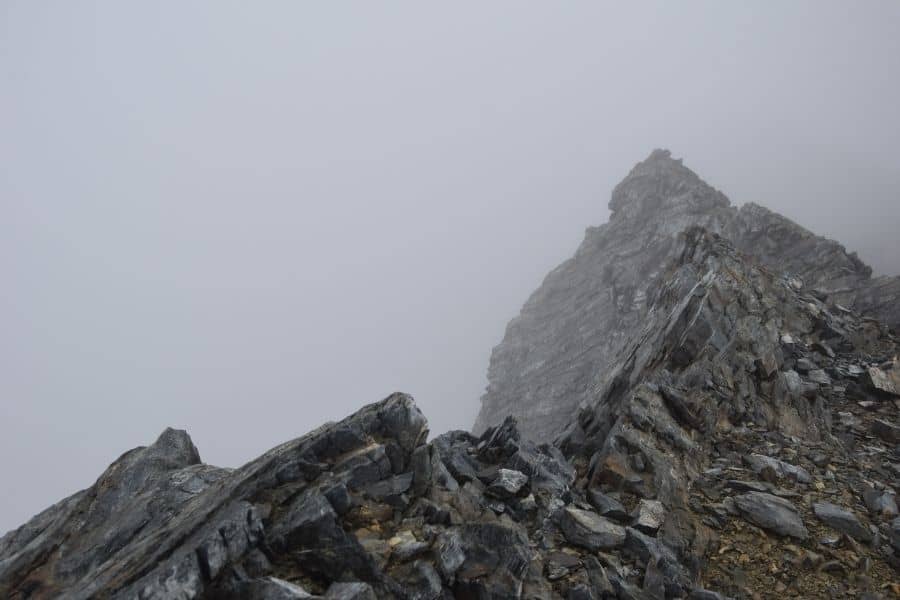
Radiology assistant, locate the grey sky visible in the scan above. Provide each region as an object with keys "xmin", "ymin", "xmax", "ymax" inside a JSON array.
[{"xmin": 2, "ymin": 2, "xmax": 898, "ymax": 534}]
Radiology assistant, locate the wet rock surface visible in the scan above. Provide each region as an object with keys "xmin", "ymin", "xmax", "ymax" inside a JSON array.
[{"xmin": 2, "ymin": 151, "xmax": 899, "ymax": 599}]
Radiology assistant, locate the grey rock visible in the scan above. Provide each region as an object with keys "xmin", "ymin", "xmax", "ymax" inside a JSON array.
[
  {"xmin": 390, "ymin": 561, "xmax": 442, "ymax": 600},
  {"xmin": 690, "ymin": 590, "xmax": 730, "ymax": 600},
  {"xmin": 812, "ymin": 502, "xmax": 873, "ymax": 542},
  {"xmin": 432, "ymin": 432, "xmax": 480, "ymax": 484},
  {"xmin": 566, "ymin": 583, "xmax": 595, "ymax": 600},
  {"xmin": 0, "ymin": 393, "xmax": 426, "ymax": 599},
  {"xmin": 725, "ymin": 480, "xmax": 770, "ymax": 493},
  {"xmin": 363, "ymin": 472, "xmax": 413, "ymax": 501},
  {"xmin": 863, "ymin": 488, "xmax": 898, "ymax": 519},
  {"xmin": 485, "ymin": 468, "xmax": 528, "ymax": 499},
  {"xmin": 623, "ymin": 528, "xmax": 691, "ymax": 597},
  {"xmin": 864, "ymin": 366, "xmax": 900, "ymax": 397},
  {"xmin": 610, "ymin": 575, "xmax": 656, "ymax": 600},
  {"xmin": 632, "ymin": 499, "xmax": 665, "ymax": 534},
  {"xmin": 409, "ymin": 444, "xmax": 433, "ymax": 497},
  {"xmin": 268, "ymin": 490, "xmax": 373, "ymax": 580},
  {"xmin": 438, "ymin": 522, "xmax": 533, "ymax": 597},
  {"xmin": 587, "ymin": 489, "xmax": 629, "ymax": 521},
  {"xmin": 322, "ymin": 482, "xmax": 352, "ymax": 516},
  {"xmin": 433, "ymin": 528, "xmax": 465, "ymax": 583},
  {"xmin": 795, "ymin": 358, "xmax": 816, "ymax": 373},
  {"xmin": 325, "ymin": 582, "xmax": 377, "ymax": 600},
  {"xmin": 807, "ymin": 369, "xmax": 832, "ymax": 386},
  {"xmin": 889, "ymin": 517, "xmax": 900, "ymax": 552},
  {"xmin": 872, "ymin": 419, "xmax": 900, "ymax": 443},
  {"xmin": 559, "ymin": 507, "xmax": 627, "ymax": 551},
  {"xmin": 733, "ymin": 492, "xmax": 808, "ymax": 539},
  {"xmin": 390, "ymin": 531, "xmax": 430, "ymax": 563},
  {"xmin": 476, "ymin": 149, "xmax": 900, "ymax": 441},
  {"xmin": 545, "ymin": 551, "xmax": 581, "ymax": 580},
  {"xmin": 744, "ymin": 454, "xmax": 812, "ymax": 484},
  {"xmin": 232, "ymin": 577, "xmax": 317, "ymax": 599},
  {"xmin": 506, "ymin": 440, "xmax": 575, "ymax": 497},
  {"xmin": 429, "ymin": 449, "xmax": 459, "ymax": 491},
  {"xmin": 6, "ymin": 151, "xmax": 900, "ymax": 600}
]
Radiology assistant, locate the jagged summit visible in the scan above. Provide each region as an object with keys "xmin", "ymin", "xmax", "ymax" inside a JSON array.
[
  {"xmin": 475, "ymin": 149, "xmax": 900, "ymax": 441},
  {"xmin": 148, "ymin": 427, "xmax": 203, "ymax": 468},
  {"xmin": 608, "ymin": 148, "xmax": 729, "ymax": 218}
]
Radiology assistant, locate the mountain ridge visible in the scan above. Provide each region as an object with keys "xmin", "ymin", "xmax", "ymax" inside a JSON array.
[
  {"xmin": 2, "ymin": 151, "xmax": 899, "ymax": 599},
  {"xmin": 475, "ymin": 149, "xmax": 900, "ymax": 440}
]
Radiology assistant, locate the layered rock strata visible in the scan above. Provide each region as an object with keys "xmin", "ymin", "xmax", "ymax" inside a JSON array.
[{"xmin": 475, "ymin": 150, "xmax": 900, "ymax": 440}]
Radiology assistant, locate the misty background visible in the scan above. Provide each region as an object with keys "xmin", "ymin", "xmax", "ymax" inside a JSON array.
[{"xmin": 2, "ymin": 2, "xmax": 899, "ymax": 534}]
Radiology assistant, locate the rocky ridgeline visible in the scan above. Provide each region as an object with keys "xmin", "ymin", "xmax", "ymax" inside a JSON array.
[
  {"xmin": 475, "ymin": 149, "xmax": 900, "ymax": 441},
  {"xmin": 2, "ymin": 224, "xmax": 900, "ymax": 599},
  {"xmin": 2, "ymin": 151, "xmax": 899, "ymax": 599}
]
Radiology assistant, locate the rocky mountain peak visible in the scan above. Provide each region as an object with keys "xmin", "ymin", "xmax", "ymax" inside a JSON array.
[
  {"xmin": 148, "ymin": 427, "xmax": 203, "ymax": 469},
  {"xmin": 608, "ymin": 148, "xmax": 730, "ymax": 219},
  {"xmin": 476, "ymin": 150, "xmax": 900, "ymax": 442},
  {"xmin": 2, "ymin": 152, "xmax": 899, "ymax": 599}
]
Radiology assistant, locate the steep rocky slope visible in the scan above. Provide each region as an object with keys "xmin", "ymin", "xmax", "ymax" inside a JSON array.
[
  {"xmin": 2, "ymin": 224, "xmax": 899, "ymax": 599},
  {"xmin": 475, "ymin": 150, "xmax": 900, "ymax": 440}
]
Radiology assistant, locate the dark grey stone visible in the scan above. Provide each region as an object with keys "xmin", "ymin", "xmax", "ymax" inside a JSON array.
[
  {"xmin": 872, "ymin": 419, "xmax": 900, "ymax": 444},
  {"xmin": 587, "ymin": 489, "xmax": 629, "ymax": 521},
  {"xmin": 325, "ymin": 582, "xmax": 377, "ymax": 600},
  {"xmin": 863, "ymin": 488, "xmax": 898, "ymax": 519},
  {"xmin": 812, "ymin": 502, "xmax": 873, "ymax": 542},
  {"xmin": 559, "ymin": 507, "xmax": 627, "ymax": 551},
  {"xmin": 733, "ymin": 492, "xmax": 808, "ymax": 539},
  {"xmin": 485, "ymin": 468, "xmax": 528, "ymax": 499}
]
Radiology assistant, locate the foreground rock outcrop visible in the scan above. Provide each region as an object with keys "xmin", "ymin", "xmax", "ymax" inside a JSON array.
[
  {"xmin": 3, "ymin": 151, "xmax": 899, "ymax": 599},
  {"xmin": 475, "ymin": 149, "xmax": 900, "ymax": 441}
]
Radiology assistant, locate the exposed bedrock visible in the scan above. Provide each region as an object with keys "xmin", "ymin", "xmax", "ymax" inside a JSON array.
[
  {"xmin": 475, "ymin": 149, "xmax": 900, "ymax": 441},
  {"xmin": 3, "ymin": 151, "xmax": 899, "ymax": 599}
]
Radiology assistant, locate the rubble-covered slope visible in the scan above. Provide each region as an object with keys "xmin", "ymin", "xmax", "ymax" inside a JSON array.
[
  {"xmin": 2, "ymin": 227, "xmax": 899, "ymax": 599},
  {"xmin": 475, "ymin": 150, "xmax": 900, "ymax": 440},
  {"xmin": 559, "ymin": 226, "xmax": 900, "ymax": 598}
]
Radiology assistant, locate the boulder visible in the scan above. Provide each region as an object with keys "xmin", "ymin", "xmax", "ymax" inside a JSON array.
[
  {"xmin": 812, "ymin": 502, "xmax": 872, "ymax": 543},
  {"xmin": 862, "ymin": 489, "xmax": 898, "ymax": 519},
  {"xmin": 559, "ymin": 507, "xmax": 627, "ymax": 551},
  {"xmin": 864, "ymin": 366, "xmax": 900, "ymax": 397},
  {"xmin": 889, "ymin": 517, "xmax": 900, "ymax": 552},
  {"xmin": 732, "ymin": 492, "xmax": 808, "ymax": 539},
  {"xmin": 436, "ymin": 522, "xmax": 533, "ymax": 597},
  {"xmin": 389, "ymin": 561, "xmax": 442, "ymax": 600},
  {"xmin": 744, "ymin": 454, "xmax": 811, "ymax": 484},
  {"xmin": 485, "ymin": 468, "xmax": 528, "ymax": 499},
  {"xmin": 632, "ymin": 499, "xmax": 665, "ymax": 534},
  {"xmin": 587, "ymin": 489, "xmax": 630, "ymax": 521},
  {"xmin": 872, "ymin": 419, "xmax": 900, "ymax": 444}
]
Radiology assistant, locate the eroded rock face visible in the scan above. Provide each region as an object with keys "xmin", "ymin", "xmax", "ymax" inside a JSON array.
[
  {"xmin": 554, "ymin": 226, "xmax": 900, "ymax": 597},
  {"xmin": 0, "ymin": 395, "xmax": 430, "ymax": 599},
  {"xmin": 2, "ymin": 150, "xmax": 899, "ymax": 599},
  {"xmin": 475, "ymin": 149, "xmax": 900, "ymax": 441},
  {"xmin": 0, "ymin": 395, "xmax": 579, "ymax": 599}
]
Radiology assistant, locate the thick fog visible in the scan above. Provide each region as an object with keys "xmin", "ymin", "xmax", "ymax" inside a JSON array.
[{"xmin": 2, "ymin": 2, "xmax": 898, "ymax": 534}]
